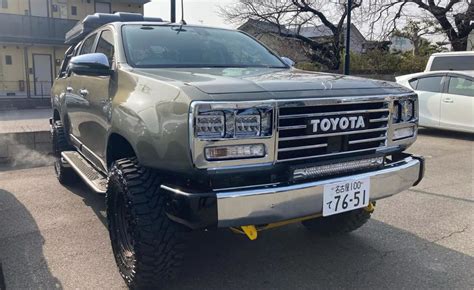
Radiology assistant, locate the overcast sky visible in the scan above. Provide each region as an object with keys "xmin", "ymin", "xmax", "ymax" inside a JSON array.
[{"xmin": 145, "ymin": 0, "xmax": 236, "ymax": 28}]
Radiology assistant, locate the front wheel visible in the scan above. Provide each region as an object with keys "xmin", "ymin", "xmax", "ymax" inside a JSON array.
[
  {"xmin": 106, "ymin": 158, "xmax": 188, "ymax": 289},
  {"xmin": 302, "ymin": 205, "xmax": 373, "ymax": 235}
]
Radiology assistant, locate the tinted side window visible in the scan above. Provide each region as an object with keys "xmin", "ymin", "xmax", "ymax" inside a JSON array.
[
  {"xmin": 448, "ymin": 77, "xmax": 474, "ymax": 97},
  {"xmin": 95, "ymin": 30, "xmax": 115, "ymax": 65},
  {"xmin": 431, "ymin": 56, "xmax": 474, "ymax": 71},
  {"xmin": 416, "ymin": 76, "xmax": 443, "ymax": 93},
  {"xmin": 80, "ymin": 33, "xmax": 97, "ymax": 55}
]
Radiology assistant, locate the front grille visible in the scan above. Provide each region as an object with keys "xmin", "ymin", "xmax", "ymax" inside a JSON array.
[{"xmin": 277, "ymin": 101, "xmax": 389, "ymax": 162}]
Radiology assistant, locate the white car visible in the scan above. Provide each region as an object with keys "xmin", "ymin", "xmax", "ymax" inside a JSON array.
[
  {"xmin": 425, "ymin": 51, "xmax": 474, "ymax": 72},
  {"xmin": 396, "ymin": 71, "xmax": 474, "ymax": 133}
]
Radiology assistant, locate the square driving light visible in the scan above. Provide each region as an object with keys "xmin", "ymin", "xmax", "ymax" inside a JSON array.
[
  {"xmin": 393, "ymin": 126, "xmax": 415, "ymax": 140},
  {"xmin": 205, "ymin": 144, "xmax": 265, "ymax": 161}
]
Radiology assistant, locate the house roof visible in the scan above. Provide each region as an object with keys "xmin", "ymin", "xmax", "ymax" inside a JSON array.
[
  {"xmin": 238, "ymin": 19, "xmax": 291, "ymax": 34},
  {"xmin": 292, "ymin": 24, "xmax": 365, "ymax": 41}
]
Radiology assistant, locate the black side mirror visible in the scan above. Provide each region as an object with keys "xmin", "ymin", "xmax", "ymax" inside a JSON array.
[{"xmin": 69, "ymin": 53, "xmax": 112, "ymax": 76}]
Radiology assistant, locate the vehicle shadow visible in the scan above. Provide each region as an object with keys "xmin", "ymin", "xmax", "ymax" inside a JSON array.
[
  {"xmin": 418, "ymin": 127, "xmax": 474, "ymax": 141},
  {"xmin": 166, "ymin": 220, "xmax": 474, "ymax": 290},
  {"xmin": 63, "ymin": 182, "xmax": 107, "ymax": 228},
  {"xmin": 0, "ymin": 189, "xmax": 62, "ymax": 289}
]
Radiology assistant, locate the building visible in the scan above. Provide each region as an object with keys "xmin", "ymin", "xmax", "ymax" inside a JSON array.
[
  {"xmin": 239, "ymin": 19, "xmax": 368, "ymax": 65},
  {"xmin": 0, "ymin": 0, "xmax": 148, "ymax": 99},
  {"xmin": 294, "ymin": 24, "xmax": 367, "ymax": 54},
  {"xmin": 237, "ymin": 19, "xmax": 312, "ymax": 63}
]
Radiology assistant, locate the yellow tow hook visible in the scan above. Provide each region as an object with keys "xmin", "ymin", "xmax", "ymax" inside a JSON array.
[
  {"xmin": 365, "ymin": 201, "xmax": 376, "ymax": 213},
  {"xmin": 241, "ymin": 225, "xmax": 258, "ymax": 240}
]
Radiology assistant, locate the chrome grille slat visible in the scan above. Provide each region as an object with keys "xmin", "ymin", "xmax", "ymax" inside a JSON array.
[
  {"xmin": 279, "ymin": 127, "xmax": 388, "ymax": 141},
  {"xmin": 349, "ymin": 136, "xmax": 387, "ymax": 145},
  {"xmin": 279, "ymin": 108, "xmax": 389, "ymax": 120},
  {"xmin": 278, "ymin": 143, "xmax": 328, "ymax": 152},
  {"xmin": 277, "ymin": 100, "xmax": 389, "ymax": 162},
  {"xmin": 279, "ymin": 125, "xmax": 308, "ymax": 130},
  {"xmin": 369, "ymin": 117, "xmax": 389, "ymax": 123}
]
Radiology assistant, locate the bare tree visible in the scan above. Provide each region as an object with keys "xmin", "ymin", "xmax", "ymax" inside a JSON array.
[
  {"xmin": 220, "ymin": 0, "xmax": 362, "ymax": 70},
  {"xmin": 369, "ymin": 0, "xmax": 474, "ymax": 51}
]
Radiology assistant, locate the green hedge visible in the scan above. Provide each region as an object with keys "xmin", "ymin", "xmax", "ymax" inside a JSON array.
[{"xmin": 296, "ymin": 51, "xmax": 429, "ymax": 75}]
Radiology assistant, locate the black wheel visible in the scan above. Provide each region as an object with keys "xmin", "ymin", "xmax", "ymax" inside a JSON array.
[
  {"xmin": 106, "ymin": 158, "xmax": 188, "ymax": 289},
  {"xmin": 51, "ymin": 120, "xmax": 78, "ymax": 185},
  {"xmin": 302, "ymin": 206, "xmax": 373, "ymax": 235}
]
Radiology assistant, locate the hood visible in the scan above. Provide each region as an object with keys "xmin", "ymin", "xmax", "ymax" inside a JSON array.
[{"xmin": 132, "ymin": 67, "xmax": 412, "ymax": 96}]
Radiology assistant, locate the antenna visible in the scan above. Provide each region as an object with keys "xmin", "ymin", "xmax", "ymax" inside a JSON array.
[{"xmin": 180, "ymin": 0, "xmax": 187, "ymax": 25}]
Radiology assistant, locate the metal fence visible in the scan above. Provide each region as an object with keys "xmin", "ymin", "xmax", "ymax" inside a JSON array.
[{"xmin": 0, "ymin": 81, "xmax": 52, "ymax": 99}]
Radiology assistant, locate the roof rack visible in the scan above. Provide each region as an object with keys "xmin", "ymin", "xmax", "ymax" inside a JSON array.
[{"xmin": 65, "ymin": 12, "xmax": 163, "ymax": 45}]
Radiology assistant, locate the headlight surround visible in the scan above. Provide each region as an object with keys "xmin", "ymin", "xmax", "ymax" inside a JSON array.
[{"xmin": 194, "ymin": 105, "xmax": 273, "ymax": 139}]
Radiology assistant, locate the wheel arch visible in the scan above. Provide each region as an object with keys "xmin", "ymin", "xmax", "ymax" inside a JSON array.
[{"xmin": 106, "ymin": 133, "xmax": 137, "ymax": 168}]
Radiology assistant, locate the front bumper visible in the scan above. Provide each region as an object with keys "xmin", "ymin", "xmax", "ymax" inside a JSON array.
[{"xmin": 162, "ymin": 155, "xmax": 424, "ymax": 229}]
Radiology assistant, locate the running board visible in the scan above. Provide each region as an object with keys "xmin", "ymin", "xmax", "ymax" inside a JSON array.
[{"xmin": 61, "ymin": 151, "xmax": 107, "ymax": 194}]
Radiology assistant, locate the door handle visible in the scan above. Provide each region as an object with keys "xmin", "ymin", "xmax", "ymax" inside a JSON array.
[
  {"xmin": 442, "ymin": 97, "xmax": 454, "ymax": 103},
  {"xmin": 66, "ymin": 86, "xmax": 73, "ymax": 93},
  {"xmin": 79, "ymin": 89, "xmax": 89, "ymax": 97}
]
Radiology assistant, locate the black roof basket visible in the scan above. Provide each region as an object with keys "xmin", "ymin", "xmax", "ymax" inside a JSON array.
[{"xmin": 65, "ymin": 12, "xmax": 163, "ymax": 45}]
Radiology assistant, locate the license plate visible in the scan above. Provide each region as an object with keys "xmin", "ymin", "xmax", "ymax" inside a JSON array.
[{"xmin": 323, "ymin": 178, "xmax": 370, "ymax": 217}]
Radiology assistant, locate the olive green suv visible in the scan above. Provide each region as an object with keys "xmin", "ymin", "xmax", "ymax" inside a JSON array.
[{"xmin": 51, "ymin": 13, "xmax": 424, "ymax": 289}]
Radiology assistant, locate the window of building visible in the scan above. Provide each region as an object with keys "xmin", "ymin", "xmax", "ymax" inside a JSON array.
[
  {"xmin": 448, "ymin": 76, "xmax": 474, "ymax": 97},
  {"xmin": 95, "ymin": 30, "xmax": 115, "ymax": 65},
  {"xmin": 80, "ymin": 33, "xmax": 97, "ymax": 55},
  {"xmin": 71, "ymin": 6, "xmax": 77, "ymax": 15},
  {"xmin": 5, "ymin": 55, "xmax": 12, "ymax": 65},
  {"xmin": 1, "ymin": 0, "xmax": 8, "ymax": 9},
  {"xmin": 416, "ymin": 76, "xmax": 444, "ymax": 93}
]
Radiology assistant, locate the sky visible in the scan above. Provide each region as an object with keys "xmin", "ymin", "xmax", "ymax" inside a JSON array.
[{"xmin": 145, "ymin": 0, "xmax": 236, "ymax": 28}]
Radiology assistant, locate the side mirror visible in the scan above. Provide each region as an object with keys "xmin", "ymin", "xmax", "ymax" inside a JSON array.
[
  {"xmin": 281, "ymin": 57, "xmax": 295, "ymax": 67},
  {"xmin": 69, "ymin": 53, "xmax": 112, "ymax": 76}
]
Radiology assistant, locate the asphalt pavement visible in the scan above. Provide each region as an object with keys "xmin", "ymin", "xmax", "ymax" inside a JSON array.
[{"xmin": 0, "ymin": 128, "xmax": 473, "ymax": 289}]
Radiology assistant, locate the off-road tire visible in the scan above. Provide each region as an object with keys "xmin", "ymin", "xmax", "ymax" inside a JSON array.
[
  {"xmin": 106, "ymin": 157, "xmax": 188, "ymax": 289},
  {"xmin": 51, "ymin": 120, "xmax": 78, "ymax": 185},
  {"xmin": 302, "ymin": 207, "xmax": 372, "ymax": 235}
]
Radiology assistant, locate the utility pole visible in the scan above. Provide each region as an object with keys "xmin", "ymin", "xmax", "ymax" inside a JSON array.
[
  {"xmin": 171, "ymin": 0, "xmax": 176, "ymax": 23},
  {"xmin": 344, "ymin": 0, "xmax": 352, "ymax": 75}
]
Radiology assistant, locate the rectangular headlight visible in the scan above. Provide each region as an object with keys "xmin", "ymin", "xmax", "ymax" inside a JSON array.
[
  {"xmin": 205, "ymin": 144, "xmax": 265, "ymax": 160},
  {"xmin": 194, "ymin": 105, "xmax": 273, "ymax": 139},
  {"xmin": 196, "ymin": 112, "xmax": 225, "ymax": 138}
]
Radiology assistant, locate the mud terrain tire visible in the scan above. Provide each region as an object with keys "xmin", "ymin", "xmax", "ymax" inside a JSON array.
[{"xmin": 106, "ymin": 157, "xmax": 188, "ymax": 289}]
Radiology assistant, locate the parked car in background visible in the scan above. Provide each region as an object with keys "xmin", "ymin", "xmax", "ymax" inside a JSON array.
[
  {"xmin": 396, "ymin": 71, "xmax": 474, "ymax": 133},
  {"xmin": 425, "ymin": 51, "xmax": 474, "ymax": 72}
]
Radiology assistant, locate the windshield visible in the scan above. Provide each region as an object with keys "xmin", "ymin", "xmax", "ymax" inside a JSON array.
[{"xmin": 122, "ymin": 25, "xmax": 288, "ymax": 68}]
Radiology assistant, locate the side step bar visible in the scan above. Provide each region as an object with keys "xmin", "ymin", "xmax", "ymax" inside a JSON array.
[{"xmin": 61, "ymin": 151, "xmax": 107, "ymax": 194}]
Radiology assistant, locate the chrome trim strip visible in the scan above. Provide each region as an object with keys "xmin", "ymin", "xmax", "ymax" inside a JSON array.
[
  {"xmin": 278, "ymin": 143, "xmax": 328, "ymax": 152},
  {"xmin": 278, "ymin": 127, "xmax": 388, "ymax": 141},
  {"xmin": 348, "ymin": 136, "xmax": 387, "ymax": 145},
  {"xmin": 214, "ymin": 157, "xmax": 421, "ymax": 227},
  {"xmin": 276, "ymin": 146, "xmax": 381, "ymax": 163},
  {"xmin": 279, "ymin": 108, "xmax": 389, "ymax": 119}
]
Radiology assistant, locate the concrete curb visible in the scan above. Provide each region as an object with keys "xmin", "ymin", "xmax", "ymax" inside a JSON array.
[{"xmin": 0, "ymin": 130, "xmax": 53, "ymax": 166}]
